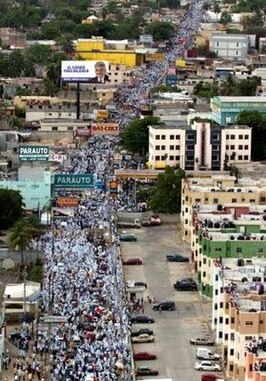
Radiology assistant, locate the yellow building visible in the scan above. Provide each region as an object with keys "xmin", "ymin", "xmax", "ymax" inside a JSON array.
[{"xmin": 76, "ymin": 38, "xmax": 144, "ymax": 67}]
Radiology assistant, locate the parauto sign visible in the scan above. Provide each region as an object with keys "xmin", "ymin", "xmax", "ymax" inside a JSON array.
[
  {"xmin": 19, "ymin": 146, "xmax": 49, "ymax": 161},
  {"xmin": 53, "ymin": 174, "xmax": 94, "ymax": 189}
]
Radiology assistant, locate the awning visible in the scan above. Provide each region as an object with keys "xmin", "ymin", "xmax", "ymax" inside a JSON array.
[{"xmin": 27, "ymin": 291, "xmax": 42, "ymax": 303}]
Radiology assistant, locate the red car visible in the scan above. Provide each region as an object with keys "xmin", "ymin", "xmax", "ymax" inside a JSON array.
[
  {"xmin": 122, "ymin": 258, "xmax": 143, "ymax": 265},
  {"xmin": 134, "ymin": 352, "xmax": 157, "ymax": 361}
]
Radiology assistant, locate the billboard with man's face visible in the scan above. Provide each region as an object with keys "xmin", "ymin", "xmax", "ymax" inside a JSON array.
[{"xmin": 61, "ymin": 60, "xmax": 110, "ymax": 83}]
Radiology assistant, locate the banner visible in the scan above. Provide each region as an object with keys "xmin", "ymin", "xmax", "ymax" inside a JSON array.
[
  {"xmin": 54, "ymin": 174, "xmax": 94, "ymax": 189},
  {"xmin": 61, "ymin": 60, "xmax": 109, "ymax": 83},
  {"xmin": 91, "ymin": 123, "xmax": 119, "ymax": 135},
  {"xmin": 19, "ymin": 146, "xmax": 49, "ymax": 162},
  {"xmin": 56, "ymin": 197, "xmax": 79, "ymax": 207}
]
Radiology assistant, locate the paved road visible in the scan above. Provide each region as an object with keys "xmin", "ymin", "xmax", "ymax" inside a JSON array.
[{"xmin": 121, "ymin": 215, "xmax": 219, "ymax": 381}]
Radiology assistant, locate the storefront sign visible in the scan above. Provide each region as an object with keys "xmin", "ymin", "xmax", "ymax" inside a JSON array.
[
  {"xmin": 91, "ymin": 123, "xmax": 119, "ymax": 135},
  {"xmin": 19, "ymin": 146, "xmax": 49, "ymax": 161},
  {"xmin": 75, "ymin": 128, "xmax": 91, "ymax": 137},
  {"xmin": 49, "ymin": 154, "xmax": 66, "ymax": 163},
  {"xmin": 56, "ymin": 197, "xmax": 79, "ymax": 207},
  {"xmin": 54, "ymin": 174, "xmax": 94, "ymax": 189}
]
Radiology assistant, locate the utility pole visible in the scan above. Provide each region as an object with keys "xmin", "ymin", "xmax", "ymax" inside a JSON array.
[{"xmin": 23, "ymin": 267, "xmax": 28, "ymax": 316}]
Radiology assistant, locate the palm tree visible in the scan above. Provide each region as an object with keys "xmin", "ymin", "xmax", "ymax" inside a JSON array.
[{"xmin": 8, "ymin": 220, "xmax": 32, "ymax": 266}]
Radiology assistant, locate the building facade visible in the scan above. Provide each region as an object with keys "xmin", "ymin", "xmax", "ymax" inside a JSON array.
[
  {"xmin": 148, "ymin": 121, "xmax": 252, "ymax": 170},
  {"xmin": 211, "ymin": 96, "xmax": 266, "ymax": 126},
  {"xmin": 209, "ymin": 33, "xmax": 249, "ymax": 62}
]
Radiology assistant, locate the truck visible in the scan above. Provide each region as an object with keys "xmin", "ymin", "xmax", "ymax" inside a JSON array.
[
  {"xmin": 117, "ymin": 212, "xmax": 161, "ymax": 228},
  {"xmin": 117, "ymin": 218, "xmax": 141, "ymax": 229}
]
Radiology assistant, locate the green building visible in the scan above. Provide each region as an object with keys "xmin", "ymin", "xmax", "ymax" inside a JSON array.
[{"xmin": 197, "ymin": 222, "xmax": 266, "ymax": 297}]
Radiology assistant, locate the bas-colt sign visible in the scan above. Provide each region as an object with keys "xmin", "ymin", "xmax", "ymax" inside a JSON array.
[{"xmin": 91, "ymin": 123, "xmax": 119, "ymax": 135}]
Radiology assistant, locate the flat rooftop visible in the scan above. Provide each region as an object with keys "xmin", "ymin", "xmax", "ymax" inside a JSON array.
[{"xmin": 213, "ymin": 96, "xmax": 266, "ymax": 103}]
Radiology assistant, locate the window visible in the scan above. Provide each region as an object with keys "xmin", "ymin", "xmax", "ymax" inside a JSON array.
[
  {"xmin": 245, "ymin": 135, "xmax": 249, "ymax": 139},
  {"xmin": 215, "ymin": 247, "xmax": 222, "ymax": 252},
  {"xmin": 229, "ymin": 365, "xmax": 233, "ymax": 371},
  {"xmin": 238, "ymin": 155, "xmax": 243, "ymax": 160},
  {"xmin": 213, "ymin": 198, "xmax": 218, "ymax": 204},
  {"xmin": 215, "ymin": 289, "xmax": 218, "ymax": 296},
  {"xmin": 175, "ymin": 145, "xmax": 180, "ymax": 150},
  {"xmin": 155, "ymin": 155, "xmax": 160, "ymax": 160},
  {"xmin": 205, "ymin": 198, "xmax": 208, "ymax": 202},
  {"xmin": 220, "ymin": 302, "xmax": 223, "ymax": 308},
  {"xmin": 245, "ymin": 336, "xmax": 253, "ymax": 341},
  {"xmin": 186, "ymin": 155, "xmax": 194, "ymax": 160},
  {"xmin": 232, "ymin": 198, "xmax": 237, "ymax": 203},
  {"xmin": 176, "ymin": 135, "xmax": 180, "ymax": 139},
  {"xmin": 67, "ymin": 126, "xmax": 73, "ymax": 131},
  {"xmin": 219, "ymin": 331, "xmax": 222, "ymax": 338},
  {"xmin": 236, "ymin": 51, "xmax": 239, "ymax": 55},
  {"xmin": 203, "ymin": 258, "xmax": 207, "ymax": 264},
  {"xmin": 175, "ymin": 155, "xmax": 180, "ymax": 160},
  {"xmin": 170, "ymin": 135, "xmax": 174, "ymax": 140},
  {"xmin": 231, "ymin": 317, "xmax": 235, "ymax": 324},
  {"xmin": 238, "ymin": 145, "xmax": 243, "ymax": 150},
  {"xmin": 245, "ymin": 321, "xmax": 253, "ymax": 326},
  {"xmin": 161, "ymin": 135, "xmax": 166, "ymax": 140},
  {"xmin": 187, "ymin": 134, "xmax": 194, "ymax": 140},
  {"xmin": 239, "ymin": 134, "xmax": 243, "ymax": 139},
  {"xmin": 261, "ymin": 197, "xmax": 266, "ymax": 202},
  {"xmin": 230, "ymin": 349, "xmax": 234, "ymax": 356},
  {"xmin": 216, "ymin": 42, "xmax": 219, "ymax": 47},
  {"xmin": 231, "ymin": 135, "xmax": 235, "ymax": 139},
  {"xmin": 258, "ymin": 247, "xmax": 263, "ymax": 253},
  {"xmin": 161, "ymin": 145, "xmax": 165, "ymax": 150},
  {"xmin": 230, "ymin": 145, "xmax": 235, "ymax": 149},
  {"xmin": 155, "ymin": 145, "xmax": 160, "ymax": 150},
  {"xmin": 219, "ymin": 317, "xmax": 223, "ymax": 323},
  {"xmin": 169, "ymin": 155, "xmax": 174, "ymax": 161},
  {"xmin": 244, "ymin": 145, "xmax": 249, "ymax": 150},
  {"xmin": 52, "ymin": 126, "xmax": 58, "ymax": 131},
  {"xmin": 155, "ymin": 135, "xmax": 160, "ymax": 140},
  {"xmin": 230, "ymin": 333, "xmax": 235, "ymax": 341},
  {"xmin": 226, "ymin": 134, "xmax": 229, "ymax": 139},
  {"xmin": 169, "ymin": 145, "xmax": 174, "ymax": 150},
  {"xmin": 236, "ymin": 247, "xmax": 242, "ymax": 253},
  {"xmin": 244, "ymin": 155, "xmax": 249, "ymax": 160},
  {"xmin": 225, "ymin": 318, "xmax": 229, "ymax": 324},
  {"xmin": 226, "ymin": 145, "xmax": 229, "ymax": 150}
]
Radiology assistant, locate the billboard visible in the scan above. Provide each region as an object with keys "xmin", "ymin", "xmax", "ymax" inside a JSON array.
[
  {"xmin": 19, "ymin": 146, "xmax": 49, "ymax": 162},
  {"xmin": 61, "ymin": 60, "xmax": 110, "ymax": 83},
  {"xmin": 91, "ymin": 123, "xmax": 119, "ymax": 135},
  {"xmin": 53, "ymin": 174, "xmax": 94, "ymax": 189}
]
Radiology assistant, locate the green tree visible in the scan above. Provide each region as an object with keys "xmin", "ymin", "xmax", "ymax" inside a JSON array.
[
  {"xmin": 236, "ymin": 110, "xmax": 266, "ymax": 161},
  {"xmin": 193, "ymin": 81, "xmax": 219, "ymax": 97},
  {"xmin": 146, "ymin": 21, "xmax": 174, "ymax": 41},
  {"xmin": 149, "ymin": 167, "xmax": 186, "ymax": 213},
  {"xmin": 120, "ymin": 116, "xmax": 162, "ymax": 157},
  {"xmin": 0, "ymin": 189, "xmax": 24, "ymax": 229},
  {"xmin": 220, "ymin": 11, "xmax": 232, "ymax": 25},
  {"xmin": 25, "ymin": 44, "xmax": 52, "ymax": 65}
]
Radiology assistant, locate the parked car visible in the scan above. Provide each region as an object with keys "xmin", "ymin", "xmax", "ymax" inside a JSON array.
[
  {"xmin": 132, "ymin": 334, "xmax": 154, "ymax": 343},
  {"xmin": 194, "ymin": 361, "xmax": 222, "ymax": 372},
  {"xmin": 150, "ymin": 214, "xmax": 161, "ymax": 225},
  {"xmin": 135, "ymin": 365, "xmax": 159, "ymax": 376},
  {"xmin": 152, "ymin": 300, "xmax": 176, "ymax": 311},
  {"xmin": 130, "ymin": 314, "xmax": 155, "ymax": 324},
  {"xmin": 122, "ymin": 258, "xmax": 143, "ymax": 265},
  {"xmin": 126, "ymin": 281, "xmax": 148, "ymax": 288},
  {"xmin": 201, "ymin": 374, "xmax": 224, "ymax": 381},
  {"xmin": 131, "ymin": 328, "xmax": 154, "ymax": 337},
  {"xmin": 120, "ymin": 233, "xmax": 137, "ymax": 242},
  {"xmin": 190, "ymin": 337, "xmax": 215, "ymax": 346},
  {"xmin": 174, "ymin": 278, "xmax": 197, "ymax": 291},
  {"xmin": 166, "ymin": 254, "xmax": 189, "ymax": 262},
  {"xmin": 133, "ymin": 351, "xmax": 157, "ymax": 361}
]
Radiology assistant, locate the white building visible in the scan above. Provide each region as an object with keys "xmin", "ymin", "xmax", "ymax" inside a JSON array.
[
  {"xmin": 209, "ymin": 33, "xmax": 249, "ymax": 62},
  {"xmin": 148, "ymin": 121, "xmax": 252, "ymax": 171}
]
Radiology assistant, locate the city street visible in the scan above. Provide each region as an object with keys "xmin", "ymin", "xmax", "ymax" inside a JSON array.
[{"xmin": 121, "ymin": 215, "xmax": 216, "ymax": 381}]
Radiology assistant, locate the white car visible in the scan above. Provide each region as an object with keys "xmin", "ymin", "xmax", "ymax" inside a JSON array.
[
  {"xmin": 194, "ymin": 361, "xmax": 221, "ymax": 371},
  {"xmin": 132, "ymin": 334, "xmax": 155, "ymax": 343}
]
